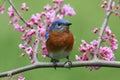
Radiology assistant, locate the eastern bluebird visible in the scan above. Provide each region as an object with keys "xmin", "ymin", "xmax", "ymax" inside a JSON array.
[{"xmin": 45, "ymin": 19, "xmax": 74, "ymax": 67}]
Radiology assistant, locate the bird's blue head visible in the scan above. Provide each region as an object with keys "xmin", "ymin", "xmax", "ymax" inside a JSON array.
[{"xmin": 45, "ymin": 19, "xmax": 72, "ymax": 40}]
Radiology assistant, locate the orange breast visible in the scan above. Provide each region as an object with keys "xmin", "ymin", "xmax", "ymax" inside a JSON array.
[{"xmin": 46, "ymin": 30, "xmax": 74, "ymax": 53}]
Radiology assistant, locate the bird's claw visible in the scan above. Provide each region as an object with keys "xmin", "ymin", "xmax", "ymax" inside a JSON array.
[
  {"xmin": 64, "ymin": 61, "xmax": 72, "ymax": 69},
  {"xmin": 51, "ymin": 59, "xmax": 59, "ymax": 69}
]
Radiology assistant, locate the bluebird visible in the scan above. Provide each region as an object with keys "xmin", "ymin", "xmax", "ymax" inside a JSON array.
[{"xmin": 45, "ymin": 19, "xmax": 74, "ymax": 67}]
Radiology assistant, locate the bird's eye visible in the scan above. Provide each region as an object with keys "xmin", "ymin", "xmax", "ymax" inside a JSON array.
[
  {"xmin": 55, "ymin": 23, "xmax": 63, "ymax": 30},
  {"xmin": 57, "ymin": 23, "xmax": 61, "ymax": 26}
]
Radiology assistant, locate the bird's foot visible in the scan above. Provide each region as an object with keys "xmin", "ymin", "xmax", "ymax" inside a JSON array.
[
  {"xmin": 64, "ymin": 60, "xmax": 72, "ymax": 69},
  {"xmin": 51, "ymin": 59, "xmax": 59, "ymax": 69},
  {"xmin": 64, "ymin": 56, "xmax": 72, "ymax": 69}
]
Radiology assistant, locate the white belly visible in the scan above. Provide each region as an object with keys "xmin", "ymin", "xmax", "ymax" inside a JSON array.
[{"xmin": 49, "ymin": 50, "xmax": 71, "ymax": 60}]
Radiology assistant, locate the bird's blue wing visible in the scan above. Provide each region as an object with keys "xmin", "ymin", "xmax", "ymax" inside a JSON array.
[
  {"xmin": 45, "ymin": 32, "xmax": 49, "ymax": 40},
  {"xmin": 45, "ymin": 21, "xmax": 56, "ymax": 40}
]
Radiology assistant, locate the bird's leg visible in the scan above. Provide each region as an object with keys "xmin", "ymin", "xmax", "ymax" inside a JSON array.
[
  {"xmin": 51, "ymin": 58, "xmax": 59, "ymax": 69},
  {"xmin": 64, "ymin": 56, "xmax": 72, "ymax": 69}
]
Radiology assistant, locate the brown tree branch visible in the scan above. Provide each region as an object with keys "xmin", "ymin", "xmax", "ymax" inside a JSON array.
[
  {"xmin": 93, "ymin": 0, "xmax": 113, "ymax": 60},
  {"xmin": 1, "ymin": 60, "xmax": 120, "ymax": 78}
]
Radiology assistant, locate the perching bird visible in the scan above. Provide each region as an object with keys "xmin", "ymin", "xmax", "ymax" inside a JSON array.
[{"xmin": 45, "ymin": 19, "xmax": 74, "ymax": 67}]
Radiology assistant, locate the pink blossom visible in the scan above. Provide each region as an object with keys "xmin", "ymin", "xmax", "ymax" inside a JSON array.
[
  {"xmin": 43, "ymin": 20, "xmax": 49, "ymax": 26},
  {"xmin": 26, "ymin": 7, "xmax": 29, "ymax": 11},
  {"xmin": 42, "ymin": 44, "xmax": 46, "ymax": 50},
  {"xmin": 27, "ymin": 29, "xmax": 36, "ymax": 37},
  {"xmin": 8, "ymin": 6, "xmax": 14, "ymax": 18},
  {"xmin": 30, "ymin": 14, "xmax": 39, "ymax": 25},
  {"xmin": 21, "ymin": 29, "xmax": 36, "ymax": 46},
  {"xmin": 46, "ymin": 10, "xmax": 56, "ymax": 22},
  {"xmin": 103, "ymin": 27, "xmax": 118, "ymax": 51},
  {"xmin": 21, "ymin": 32, "xmax": 27, "ymax": 41},
  {"xmin": 30, "ymin": 13, "xmax": 42, "ymax": 25},
  {"xmin": 105, "ymin": 26, "xmax": 111, "ymax": 36},
  {"xmin": 106, "ymin": 7, "xmax": 111, "ymax": 12},
  {"xmin": 40, "ymin": 12, "xmax": 46, "ymax": 17},
  {"xmin": 115, "ymin": 5, "xmax": 120, "ymax": 10},
  {"xmin": 42, "ymin": 54, "xmax": 47, "ymax": 58},
  {"xmin": 114, "ymin": 12, "xmax": 119, "ymax": 16},
  {"xmin": 61, "ymin": 4, "xmax": 76, "ymax": 16},
  {"xmin": 102, "ymin": 34, "xmax": 109, "ymax": 42},
  {"xmin": 53, "ymin": 0, "xmax": 64, "ymax": 3},
  {"xmin": 93, "ymin": 27, "xmax": 98, "ymax": 34},
  {"xmin": 110, "ymin": 37, "xmax": 117, "ymax": 45},
  {"xmin": 110, "ymin": 37, "xmax": 118, "ymax": 51},
  {"xmin": 18, "ymin": 75, "xmax": 25, "ymax": 80},
  {"xmin": 99, "ymin": 47, "xmax": 114, "ymax": 61},
  {"xmin": 20, "ymin": 53, "xmax": 25, "ymax": 57},
  {"xmin": 56, "ymin": 14, "xmax": 63, "ymax": 19},
  {"xmin": 21, "ymin": 2, "xmax": 29, "ymax": 11},
  {"xmin": 90, "ymin": 40, "xmax": 98, "ymax": 46},
  {"xmin": 79, "ymin": 45, "xmax": 87, "ymax": 53},
  {"xmin": 21, "ymin": 3, "xmax": 26, "ymax": 10},
  {"xmin": 26, "ymin": 22, "xmax": 33, "ymax": 28},
  {"xmin": 21, "ymin": 30, "xmax": 34, "ymax": 42},
  {"xmin": 39, "ymin": 28, "xmax": 46, "ymax": 36},
  {"xmin": 81, "ymin": 40, "xmax": 87, "ymax": 45},
  {"xmin": 75, "ymin": 55, "xmax": 81, "ymax": 60},
  {"xmin": 13, "ymin": 16, "xmax": 19, "ymax": 23},
  {"xmin": 53, "ymin": 3, "xmax": 59, "ymax": 9},
  {"xmin": 111, "ymin": 1, "xmax": 115, "ymax": 9},
  {"xmin": 13, "ymin": 23, "xmax": 25, "ymax": 32},
  {"xmin": 103, "ymin": 1, "xmax": 108, "ymax": 5},
  {"xmin": 36, "ymin": 13, "xmax": 41, "ymax": 21},
  {"xmin": 25, "ymin": 47, "xmax": 34, "ymax": 55},
  {"xmin": 44, "ymin": 4, "xmax": 52, "ymax": 11},
  {"xmin": 24, "ymin": 37, "xmax": 32, "ymax": 46},
  {"xmin": 41, "ymin": 44, "xmax": 48, "ymax": 58},
  {"xmin": 41, "ymin": 40, "xmax": 48, "ymax": 58},
  {"xmin": 19, "ymin": 44, "xmax": 25, "ymax": 49},
  {"xmin": 111, "ymin": 34, "xmax": 116, "ymax": 38},
  {"xmin": 0, "ymin": 6, "xmax": 5, "ymax": 14},
  {"xmin": 79, "ymin": 40, "xmax": 95, "ymax": 54},
  {"xmin": 101, "ymin": 4, "xmax": 105, "ymax": 8},
  {"xmin": 79, "ymin": 53, "xmax": 89, "ymax": 61},
  {"xmin": 111, "ymin": 45, "xmax": 118, "ymax": 51},
  {"xmin": 86, "ymin": 44, "xmax": 94, "ymax": 52},
  {"xmin": 31, "ymin": 59, "xmax": 35, "ymax": 64}
]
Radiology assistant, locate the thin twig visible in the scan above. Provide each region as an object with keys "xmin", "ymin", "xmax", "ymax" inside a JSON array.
[
  {"xmin": 8, "ymin": 0, "xmax": 28, "ymax": 25},
  {"xmin": 33, "ymin": 30, "xmax": 39, "ymax": 63},
  {"xmin": 93, "ymin": 0, "xmax": 113, "ymax": 60},
  {"xmin": 1, "ymin": 60, "xmax": 120, "ymax": 78}
]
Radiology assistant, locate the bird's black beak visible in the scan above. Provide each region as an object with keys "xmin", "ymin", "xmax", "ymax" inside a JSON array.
[
  {"xmin": 66, "ymin": 22, "xmax": 72, "ymax": 26},
  {"xmin": 65, "ymin": 22, "xmax": 72, "ymax": 30}
]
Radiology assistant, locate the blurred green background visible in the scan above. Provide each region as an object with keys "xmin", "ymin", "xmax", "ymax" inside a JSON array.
[{"xmin": 0, "ymin": 0, "xmax": 120, "ymax": 80}]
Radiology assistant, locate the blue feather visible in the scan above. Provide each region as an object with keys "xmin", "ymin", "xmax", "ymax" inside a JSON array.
[{"xmin": 45, "ymin": 32, "xmax": 49, "ymax": 40}]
